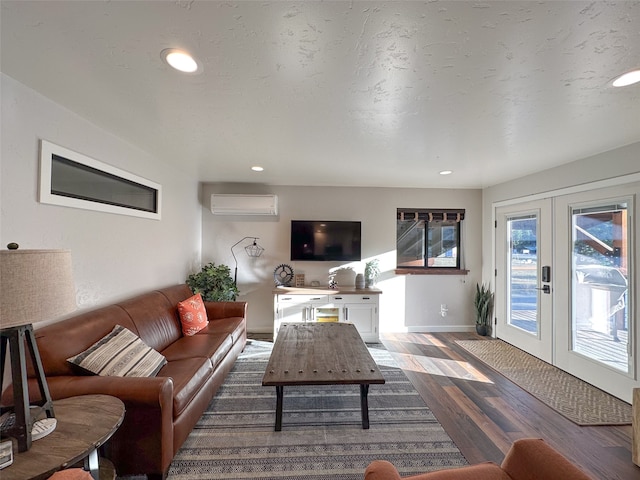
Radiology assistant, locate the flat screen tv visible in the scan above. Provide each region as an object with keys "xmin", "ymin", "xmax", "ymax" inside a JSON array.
[{"xmin": 291, "ymin": 220, "xmax": 361, "ymax": 261}]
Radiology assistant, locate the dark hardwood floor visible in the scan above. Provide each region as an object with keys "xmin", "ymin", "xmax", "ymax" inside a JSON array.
[{"xmin": 378, "ymin": 332, "xmax": 637, "ymax": 480}]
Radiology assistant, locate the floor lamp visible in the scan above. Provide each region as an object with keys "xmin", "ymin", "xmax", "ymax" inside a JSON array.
[
  {"xmin": 0, "ymin": 247, "xmax": 77, "ymax": 452},
  {"xmin": 230, "ymin": 237, "xmax": 265, "ymax": 285}
]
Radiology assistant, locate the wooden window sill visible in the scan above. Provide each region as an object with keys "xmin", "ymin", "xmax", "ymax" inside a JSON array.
[{"xmin": 395, "ymin": 268, "xmax": 469, "ymax": 275}]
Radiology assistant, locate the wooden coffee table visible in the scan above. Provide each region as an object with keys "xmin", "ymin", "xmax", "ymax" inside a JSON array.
[{"xmin": 262, "ymin": 322, "xmax": 385, "ymax": 431}]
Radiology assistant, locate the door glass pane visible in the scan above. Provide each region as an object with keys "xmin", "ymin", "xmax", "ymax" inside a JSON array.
[
  {"xmin": 507, "ymin": 214, "xmax": 538, "ymax": 334},
  {"xmin": 572, "ymin": 203, "xmax": 630, "ymax": 373}
]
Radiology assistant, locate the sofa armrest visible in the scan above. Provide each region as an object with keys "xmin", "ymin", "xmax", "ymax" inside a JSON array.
[
  {"xmin": 364, "ymin": 460, "xmax": 403, "ymax": 480},
  {"xmin": 204, "ymin": 301, "xmax": 247, "ymax": 320},
  {"xmin": 501, "ymin": 438, "xmax": 593, "ymax": 480},
  {"xmin": 33, "ymin": 375, "xmax": 175, "ymax": 476},
  {"xmin": 30, "ymin": 375, "xmax": 174, "ymax": 408},
  {"xmin": 364, "ymin": 460, "xmax": 508, "ymax": 480}
]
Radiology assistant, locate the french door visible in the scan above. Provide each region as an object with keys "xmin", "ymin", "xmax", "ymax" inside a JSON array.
[
  {"xmin": 496, "ymin": 199, "xmax": 553, "ymax": 362},
  {"xmin": 495, "ymin": 184, "xmax": 637, "ymax": 402},
  {"xmin": 554, "ymin": 185, "xmax": 636, "ymax": 401}
]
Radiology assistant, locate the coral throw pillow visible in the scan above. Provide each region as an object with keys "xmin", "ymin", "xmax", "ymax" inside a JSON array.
[{"xmin": 177, "ymin": 293, "xmax": 209, "ymax": 336}]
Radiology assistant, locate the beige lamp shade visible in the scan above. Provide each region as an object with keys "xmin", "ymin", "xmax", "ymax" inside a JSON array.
[{"xmin": 0, "ymin": 249, "xmax": 77, "ymax": 328}]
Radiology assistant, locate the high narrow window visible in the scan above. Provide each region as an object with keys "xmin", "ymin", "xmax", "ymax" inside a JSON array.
[{"xmin": 39, "ymin": 140, "xmax": 161, "ymax": 220}]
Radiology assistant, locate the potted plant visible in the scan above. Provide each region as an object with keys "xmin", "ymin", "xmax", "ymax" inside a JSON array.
[
  {"xmin": 474, "ymin": 282, "xmax": 494, "ymax": 336},
  {"xmin": 364, "ymin": 259, "xmax": 380, "ymax": 288},
  {"xmin": 186, "ymin": 262, "xmax": 239, "ymax": 302}
]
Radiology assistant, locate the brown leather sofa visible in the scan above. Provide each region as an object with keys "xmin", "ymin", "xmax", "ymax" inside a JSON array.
[
  {"xmin": 24, "ymin": 284, "xmax": 247, "ymax": 479},
  {"xmin": 364, "ymin": 438, "xmax": 593, "ymax": 480}
]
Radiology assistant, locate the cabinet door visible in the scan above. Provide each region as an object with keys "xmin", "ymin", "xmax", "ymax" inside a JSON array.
[
  {"xmin": 344, "ymin": 303, "xmax": 377, "ymax": 340},
  {"xmin": 275, "ymin": 295, "xmax": 329, "ymax": 338},
  {"xmin": 277, "ymin": 302, "xmax": 309, "ymax": 323}
]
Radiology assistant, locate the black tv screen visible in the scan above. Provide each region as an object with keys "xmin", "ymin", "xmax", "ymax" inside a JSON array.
[{"xmin": 291, "ymin": 220, "xmax": 361, "ymax": 261}]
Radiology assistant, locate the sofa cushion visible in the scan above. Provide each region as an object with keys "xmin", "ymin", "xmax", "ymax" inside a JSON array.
[
  {"xmin": 157, "ymin": 284, "xmax": 196, "ymax": 308},
  {"xmin": 118, "ymin": 291, "xmax": 182, "ymax": 352},
  {"xmin": 67, "ymin": 325, "xmax": 167, "ymax": 377},
  {"xmin": 159, "ymin": 357, "xmax": 214, "ymax": 417},
  {"xmin": 162, "ymin": 332, "xmax": 233, "ymax": 369},
  {"xmin": 197, "ymin": 317, "xmax": 245, "ymax": 344},
  {"xmin": 177, "ymin": 293, "xmax": 209, "ymax": 336},
  {"xmin": 35, "ymin": 305, "xmax": 139, "ymax": 376}
]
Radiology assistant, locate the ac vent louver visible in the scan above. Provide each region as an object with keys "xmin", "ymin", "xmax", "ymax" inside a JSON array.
[{"xmin": 210, "ymin": 194, "xmax": 278, "ymax": 216}]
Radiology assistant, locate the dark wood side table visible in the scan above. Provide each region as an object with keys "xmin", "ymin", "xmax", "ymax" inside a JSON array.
[{"xmin": 1, "ymin": 394, "xmax": 125, "ymax": 480}]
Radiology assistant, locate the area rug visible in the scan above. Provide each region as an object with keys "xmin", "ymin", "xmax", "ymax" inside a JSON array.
[
  {"xmin": 456, "ymin": 339, "xmax": 632, "ymax": 426},
  {"xmin": 166, "ymin": 340, "xmax": 467, "ymax": 479}
]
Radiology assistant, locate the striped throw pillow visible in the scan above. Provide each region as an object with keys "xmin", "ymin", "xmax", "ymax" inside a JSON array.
[{"xmin": 67, "ymin": 325, "xmax": 167, "ymax": 377}]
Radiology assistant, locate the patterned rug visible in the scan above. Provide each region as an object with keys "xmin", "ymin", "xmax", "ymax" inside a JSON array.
[
  {"xmin": 456, "ymin": 339, "xmax": 632, "ymax": 426},
  {"xmin": 165, "ymin": 340, "xmax": 467, "ymax": 479}
]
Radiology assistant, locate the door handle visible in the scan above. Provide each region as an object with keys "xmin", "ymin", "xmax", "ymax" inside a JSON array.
[{"xmin": 536, "ymin": 285, "xmax": 551, "ymax": 294}]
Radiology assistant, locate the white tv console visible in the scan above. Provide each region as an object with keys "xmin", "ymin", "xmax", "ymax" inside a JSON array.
[{"xmin": 273, "ymin": 286, "xmax": 382, "ymax": 343}]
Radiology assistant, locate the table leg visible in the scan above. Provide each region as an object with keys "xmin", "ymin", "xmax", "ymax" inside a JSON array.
[
  {"xmin": 275, "ymin": 386, "xmax": 284, "ymax": 432},
  {"xmin": 360, "ymin": 384, "xmax": 370, "ymax": 429},
  {"xmin": 84, "ymin": 448, "xmax": 99, "ymax": 479}
]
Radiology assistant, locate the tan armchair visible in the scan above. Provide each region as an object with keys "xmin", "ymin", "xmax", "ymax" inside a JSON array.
[{"xmin": 364, "ymin": 438, "xmax": 593, "ymax": 480}]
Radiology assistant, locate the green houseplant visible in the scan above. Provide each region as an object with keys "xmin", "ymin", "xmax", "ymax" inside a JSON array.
[
  {"xmin": 474, "ymin": 282, "xmax": 494, "ymax": 336},
  {"xmin": 364, "ymin": 259, "xmax": 380, "ymax": 288},
  {"xmin": 186, "ymin": 262, "xmax": 239, "ymax": 302}
]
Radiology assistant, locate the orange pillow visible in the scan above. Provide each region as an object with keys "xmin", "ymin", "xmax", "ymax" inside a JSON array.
[{"xmin": 177, "ymin": 293, "xmax": 209, "ymax": 336}]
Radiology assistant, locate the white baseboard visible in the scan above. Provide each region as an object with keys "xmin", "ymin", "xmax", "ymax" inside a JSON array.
[
  {"xmin": 381, "ymin": 325, "xmax": 476, "ymax": 333},
  {"xmin": 251, "ymin": 325, "xmax": 476, "ymax": 335},
  {"xmin": 247, "ymin": 327, "xmax": 273, "ymax": 335}
]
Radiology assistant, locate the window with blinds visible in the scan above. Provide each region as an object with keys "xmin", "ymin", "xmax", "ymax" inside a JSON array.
[{"xmin": 396, "ymin": 208, "xmax": 465, "ymax": 269}]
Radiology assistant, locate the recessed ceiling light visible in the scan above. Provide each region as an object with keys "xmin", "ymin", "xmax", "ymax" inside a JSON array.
[
  {"xmin": 251, "ymin": 166, "xmax": 264, "ymax": 172},
  {"xmin": 161, "ymin": 48, "xmax": 200, "ymax": 74},
  {"xmin": 612, "ymin": 69, "xmax": 640, "ymax": 87},
  {"xmin": 439, "ymin": 170, "xmax": 453, "ymax": 175}
]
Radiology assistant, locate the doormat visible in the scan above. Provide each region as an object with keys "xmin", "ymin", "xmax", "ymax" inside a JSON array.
[{"xmin": 456, "ymin": 339, "xmax": 632, "ymax": 426}]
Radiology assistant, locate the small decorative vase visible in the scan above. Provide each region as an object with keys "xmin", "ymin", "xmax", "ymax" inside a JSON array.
[
  {"xmin": 365, "ymin": 277, "xmax": 375, "ymax": 288},
  {"xmin": 355, "ymin": 274, "xmax": 365, "ymax": 289}
]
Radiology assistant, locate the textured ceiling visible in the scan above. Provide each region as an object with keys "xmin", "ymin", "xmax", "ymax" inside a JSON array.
[{"xmin": 2, "ymin": 1, "xmax": 639, "ymax": 188}]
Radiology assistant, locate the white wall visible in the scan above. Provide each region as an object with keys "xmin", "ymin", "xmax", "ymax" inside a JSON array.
[
  {"xmin": 1, "ymin": 74, "xmax": 202, "ymax": 313},
  {"xmin": 482, "ymin": 141, "xmax": 640, "ymax": 284},
  {"xmin": 201, "ymin": 183, "xmax": 483, "ymax": 335}
]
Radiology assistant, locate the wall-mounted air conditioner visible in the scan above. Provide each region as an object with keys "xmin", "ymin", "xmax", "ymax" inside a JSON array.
[{"xmin": 210, "ymin": 194, "xmax": 278, "ymax": 216}]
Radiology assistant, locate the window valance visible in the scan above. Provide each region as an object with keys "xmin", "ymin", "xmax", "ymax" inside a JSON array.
[{"xmin": 397, "ymin": 208, "xmax": 465, "ymax": 222}]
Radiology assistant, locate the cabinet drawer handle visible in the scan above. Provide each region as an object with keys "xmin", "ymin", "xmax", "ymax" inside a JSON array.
[
  {"xmin": 362, "ymin": 297, "xmax": 370, "ymax": 300},
  {"xmin": 334, "ymin": 296, "xmax": 343, "ymax": 300}
]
